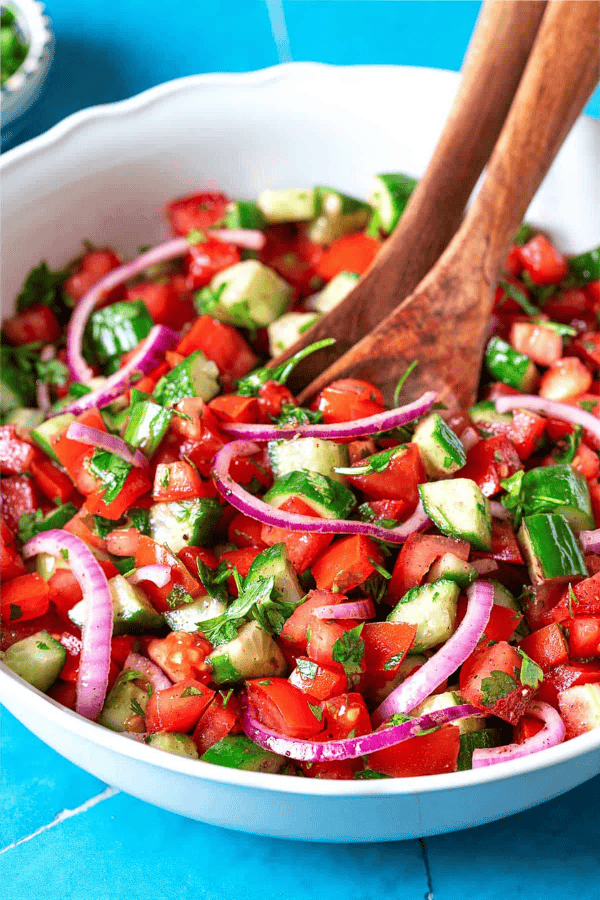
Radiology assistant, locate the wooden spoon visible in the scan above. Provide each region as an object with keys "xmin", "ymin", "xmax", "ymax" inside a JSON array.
[
  {"xmin": 269, "ymin": 0, "xmax": 548, "ymax": 390},
  {"xmin": 296, "ymin": 0, "xmax": 600, "ymax": 409}
]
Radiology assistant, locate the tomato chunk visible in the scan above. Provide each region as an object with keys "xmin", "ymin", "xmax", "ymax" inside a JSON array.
[
  {"xmin": 311, "ymin": 534, "xmax": 384, "ymax": 593},
  {"xmin": 246, "ymin": 677, "xmax": 323, "ymax": 738},
  {"xmin": 0, "ymin": 573, "xmax": 50, "ymax": 623},
  {"xmin": 369, "ymin": 724, "xmax": 461, "ymax": 777},
  {"xmin": 145, "ymin": 679, "xmax": 215, "ymax": 733}
]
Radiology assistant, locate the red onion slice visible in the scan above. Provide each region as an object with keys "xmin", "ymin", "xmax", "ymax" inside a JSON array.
[
  {"xmin": 313, "ymin": 599, "xmax": 376, "ymax": 620},
  {"xmin": 222, "ymin": 391, "xmax": 438, "ymax": 441},
  {"xmin": 372, "ymin": 580, "xmax": 494, "ymax": 726},
  {"xmin": 123, "ymin": 651, "xmax": 172, "ymax": 693},
  {"xmin": 460, "ymin": 427, "xmax": 480, "ymax": 452},
  {"xmin": 61, "ymin": 325, "xmax": 179, "ymax": 416},
  {"xmin": 209, "ymin": 229, "xmax": 266, "ymax": 250},
  {"xmin": 22, "ymin": 529, "xmax": 113, "ymax": 721},
  {"xmin": 67, "ymin": 422, "xmax": 147, "ymax": 467},
  {"xmin": 495, "ymin": 394, "xmax": 600, "ymax": 447},
  {"xmin": 580, "ymin": 528, "xmax": 600, "ymax": 553},
  {"xmin": 127, "ymin": 565, "xmax": 171, "ymax": 588},
  {"xmin": 212, "ymin": 440, "xmax": 430, "ymax": 544},
  {"xmin": 489, "ymin": 500, "xmax": 513, "ymax": 521},
  {"xmin": 472, "ymin": 701, "xmax": 566, "ymax": 768},
  {"xmin": 35, "ymin": 345, "xmax": 56, "ymax": 412},
  {"xmin": 241, "ymin": 702, "xmax": 483, "ymax": 762}
]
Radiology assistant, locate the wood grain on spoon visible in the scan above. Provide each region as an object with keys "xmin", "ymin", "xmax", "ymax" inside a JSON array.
[
  {"xmin": 270, "ymin": 0, "xmax": 547, "ymax": 392},
  {"xmin": 298, "ymin": 0, "xmax": 600, "ymax": 410}
]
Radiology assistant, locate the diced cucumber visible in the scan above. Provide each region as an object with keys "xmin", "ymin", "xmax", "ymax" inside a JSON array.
[
  {"xmin": 257, "ymin": 188, "xmax": 318, "ymax": 224},
  {"xmin": 198, "ymin": 260, "xmax": 292, "ymax": 329},
  {"xmin": 426, "ymin": 553, "xmax": 477, "ymax": 589},
  {"xmin": 145, "ymin": 733, "xmax": 200, "ymax": 759},
  {"xmin": 69, "ymin": 575, "xmax": 165, "ymax": 635},
  {"xmin": 124, "ymin": 401, "xmax": 172, "ymax": 456},
  {"xmin": 307, "ymin": 186, "xmax": 372, "ymax": 244},
  {"xmin": 419, "ymin": 478, "xmax": 492, "ymax": 551},
  {"xmin": 99, "ymin": 669, "xmax": 150, "ymax": 732},
  {"xmin": 518, "ymin": 513, "xmax": 588, "ymax": 583},
  {"xmin": 308, "ymin": 271, "xmax": 360, "ymax": 314},
  {"xmin": 267, "ymin": 312, "xmax": 319, "ymax": 356},
  {"xmin": 149, "ymin": 499, "xmax": 222, "ymax": 554},
  {"xmin": 485, "ymin": 336, "xmax": 538, "ymax": 392},
  {"xmin": 368, "ymin": 172, "xmax": 418, "ymax": 233},
  {"xmin": 519, "ymin": 464, "xmax": 594, "ymax": 533},
  {"xmin": 30, "ymin": 413, "xmax": 75, "ymax": 462},
  {"xmin": 5, "ymin": 407, "xmax": 45, "ymax": 429},
  {"xmin": 268, "ymin": 437, "xmax": 349, "ymax": 484},
  {"xmin": 263, "ymin": 470, "xmax": 356, "ymax": 519},
  {"xmin": 469, "ymin": 401, "xmax": 514, "ymax": 434},
  {"xmin": 367, "ymin": 654, "xmax": 427, "ymax": 706},
  {"xmin": 206, "ymin": 620, "xmax": 287, "ymax": 684},
  {"xmin": 410, "ymin": 690, "xmax": 484, "ymax": 735},
  {"xmin": 457, "ymin": 729, "xmax": 504, "ymax": 770},
  {"xmin": 200, "ymin": 734, "xmax": 288, "ymax": 772},
  {"xmin": 558, "ymin": 684, "xmax": 600, "ymax": 736},
  {"xmin": 87, "ymin": 300, "xmax": 153, "ymax": 367},
  {"xmin": 164, "ymin": 594, "xmax": 228, "ymax": 631},
  {"xmin": 223, "ymin": 200, "xmax": 266, "ymax": 230},
  {"xmin": 246, "ymin": 543, "xmax": 303, "ymax": 606},
  {"xmin": 489, "ymin": 580, "xmax": 520, "ymax": 612},
  {"xmin": 154, "ymin": 350, "xmax": 220, "ymax": 406},
  {"xmin": 36, "ymin": 550, "xmax": 70, "ymax": 580},
  {"xmin": 412, "ymin": 413, "xmax": 466, "ymax": 478},
  {"xmin": 2, "ymin": 631, "xmax": 66, "ymax": 692},
  {"xmin": 387, "ymin": 580, "xmax": 460, "ymax": 651}
]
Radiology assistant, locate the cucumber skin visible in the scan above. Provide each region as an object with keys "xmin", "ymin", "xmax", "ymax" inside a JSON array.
[
  {"xmin": 201, "ymin": 735, "xmax": 288, "ymax": 772},
  {"xmin": 2, "ymin": 631, "xmax": 66, "ymax": 692}
]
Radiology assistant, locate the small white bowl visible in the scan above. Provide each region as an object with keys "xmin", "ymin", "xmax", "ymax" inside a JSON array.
[
  {"xmin": 1, "ymin": 65, "xmax": 599, "ymax": 841},
  {"xmin": 0, "ymin": 0, "xmax": 54, "ymax": 148}
]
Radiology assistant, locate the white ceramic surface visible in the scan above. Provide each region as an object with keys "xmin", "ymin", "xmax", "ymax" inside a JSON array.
[{"xmin": 1, "ymin": 65, "xmax": 599, "ymax": 841}]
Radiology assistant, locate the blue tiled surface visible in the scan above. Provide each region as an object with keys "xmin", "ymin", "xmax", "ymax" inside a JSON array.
[{"xmin": 1, "ymin": 2, "xmax": 599, "ymax": 898}]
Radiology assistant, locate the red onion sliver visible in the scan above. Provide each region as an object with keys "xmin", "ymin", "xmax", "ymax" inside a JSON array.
[
  {"xmin": 372, "ymin": 580, "xmax": 494, "ymax": 726},
  {"xmin": 67, "ymin": 422, "xmax": 147, "ymax": 467},
  {"xmin": 580, "ymin": 528, "xmax": 600, "ymax": 554},
  {"xmin": 209, "ymin": 229, "xmax": 266, "ymax": 250},
  {"xmin": 460, "ymin": 427, "xmax": 480, "ymax": 452},
  {"xmin": 35, "ymin": 345, "xmax": 56, "ymax": 412},
  {"xmin": 489, "ymin": 500, "xmax": 513, "ymax": 521},
  {"xmin": 242, "ymin": 702, "xmax": 483, "ymax": 762},
  {"xmin": 127, "ymin": 565, "xmax": 172, "ymax": 588},
  {"xmin": 212, "ymin": 440, "xmax": 430, "ymax": 544},
  {"xmin": 471, "ymin": 558, "xmax": 500, "ymax": 576},
  {"xmin": 123, "ymin": 651, "xmax": 172, "ymax": 693},
  {"xmin": 222, "ymin": 391, "xmax": 438, "ymax": 441},
  {"xmin": 313, "ymin": 599, "xmax": 376, "ymax": 620},
  {"xmin": 61, "ymin": 325, "xmax": 179, "ymax": 416},
  {"xmin": 472, "ymin": 701, "xmax": 566, "ymax": 768},
  {"xmin": 22, "ymin": 530, "xmax": 113, "ymax": 721},
  {"xmin": 495, "ymin": 394, "xmax": 600, "ymax": 446}
]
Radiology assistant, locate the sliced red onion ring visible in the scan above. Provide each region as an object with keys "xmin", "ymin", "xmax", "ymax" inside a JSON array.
[
  {"xmin": 472, "ymin": 701, "xmax": 566, "ymax": 768},
  {"xmin": 67, "ymin": 422, "xmax": 147, "ymax": 467},
  {"xmin": 123, "ymin": 651, "xmax": 172, "ymax": 693},
  {"xmin": 22, "ymin": 529, "xmax": 113, "ymax": 721},
  {"xmin": 242, "ymin": 702, "xmax": 483, "ymax": 762},
  {"xmin": 460, "ymin": 427, "xmax": 480, "ymax": 452},
  {"xmin": 61, "ymin": 325, "xmax": 178, "ymax": 416},
  {"xmin": 471, "ymin": 558, "xmax": 500, "ymax": 576},
  {"xmin": 313, "ymin": 599, "xmax": 376, "ymax": 620},
  {"xmin": 35, "ymin": 345, "xmax": 55, "ymax": 412},
  {"xmin": 494, "ymin": 394, "xmax": 600, "ymax": 447},
  {"xmin": 212, "ymin": 440, "xmax": 430, "ymax": 544},
  {"xmin": 121, "ymin": 731, "xmax": 148, "ymax": 743},
  {"xmin": 489, "ymin": 500, "xmax": 513, "ymax": 521},
  {"xmin": 222, "ymin": 391, "xmax": 438, "ymax": 441},
  {"xmin": 372, "ymin": 580, "xmax": 494, "ymax": 726},
  {"xmin": 209, "ymin": 229, "xmax": 266, "ymax": 250},
  {"xmin": 127, "ymin": 565, "xmax": 171, "ymax": 588},
  {"xmin": 580, "ymin": 528, "xmax": 600, "ymax": 553}
]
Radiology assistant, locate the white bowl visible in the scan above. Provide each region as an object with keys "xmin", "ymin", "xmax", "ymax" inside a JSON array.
[
  {"xmin": 1, "ymin": 65, "xmax": 599, "ymax": 842},
  {"xmin": 0, "ymin": 0, "xmax": 54, "ymax": 149}
]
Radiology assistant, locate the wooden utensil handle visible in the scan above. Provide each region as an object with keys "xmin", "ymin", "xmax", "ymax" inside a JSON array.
[{"xmin": 466, "ymin": 0, "xmax": 600, "ymax": 257}]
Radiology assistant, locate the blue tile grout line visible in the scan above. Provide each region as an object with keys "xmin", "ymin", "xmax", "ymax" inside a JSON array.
[{"xmin": 265, "ymin": 0, "xmax": 294, "ymax": 62}]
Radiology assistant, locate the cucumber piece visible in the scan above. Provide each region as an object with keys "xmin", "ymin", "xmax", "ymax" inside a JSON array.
[
  {"xmin": 426, "ymin": 553, "xmax": 478, "ymax": 589},
  {"xmin": 457, "ymin": 728, "xmax": 505, "ymax": 770},
  {"xmin": 308, "ymin": 271, "xmax": 360, "ymax": 314},
  {"xmin": 223, "ymin": 200, "xmax": 266, "ymax": 230},
  {"xmin": 419, "ymin": 478, "xmax": 492, "ymax": 551},
  {"xmin": 307, "ymin": 186, "xmax": 372, "ymax": 244},
  {"xmin": 154, "ymin": 350, "xmax": 220, "ymax": 406},
  {"xmin": 124, "ymin": 401, "xmax": 172, "ymax": 456},
  {"xmin": 246, "ymin": 543, "xmax": 303, "ymax": 606},
  {"xmin": 164, "ymin": 594, "xmax": 228, "ymax": 631},
  {"xmin": 149, "ymin": 499, "xmax": 222, "ymax": 553},
  {"xmin": 367, "ymin": 654, "xmax": 428, "ymax": 706},
  {"xmin": 469, "ymin": 401, "xmax": 514, "ymax": 434},
  {"xmin": 485, "ymin": 336, "xmax": 538, "ymax": 392},
  {"xmin": 198, "ymin": 260, "xmax": 292, "ymax": 329},
  {"xmin": 206, "ymin": 620, "xmax": 287, "ymax": 684},
  {"xmin": 412, "ymin": 413, "xmax": 466, "ymax": 478},
  {"xmin": 5, "ymin": 407, "xmax": 45, "ymax": 429},
  {"xmin": 87, "ymin": 300, "xmax": 153, "ymax": 366},
  {"xmin": 99, "ymin": 669, "xmax": 150, "ymax": 732},
  {"xmin": 36, "ymin": 550, "xmax": 70, "ymax": 581},
  {"xmin": 30, "ymin": 413, "xmax": 75, "ymax": 462},
  {"xmin": 69, "ymin": 575, "xmax": 165, "ymax": 635},
  {"xmin": 518, "ymin": 513, "xmax": 588, "ymax": 584},
  {"xmin": 257, "ymin": 188, "xmax": 318, "ymax": 223},
  {"xmin": 267, "ymin": 312, "xmax": 319, "ymax": 356},
  {"xmin": 2, "ymin": 630, "xmax": 66, "ymax": 692},
  {"xmin": 519, "ymin": 464, "xmax": 594, "ymax": 533},
  {"xmin": 145, "ymin": 733, "xmax": 199, "ymax": 759},
  {"xmin": 200, "ymin": 734, "xmax": 288, "ymax": 772},
  {"xmin": 263, "ymin": 469, "xmax": 356, "ymax": 519},
  {"xmin": 489, "ymin": 580, "xmax": 520, "ymax": 612},
  {"xmin": 410, "ymin": 690, "xmax": 484, "ymax": 735},
  {"xmin": 368, "ymin": 172, "xmax": 418, "ymax": 233},
  {"xmin": 268, "ymin": 437, "xmax": 349, "ymax": 484},
  {"xmin": 387, "ymin": 580, "xmax": 460, "ymax": 651}
]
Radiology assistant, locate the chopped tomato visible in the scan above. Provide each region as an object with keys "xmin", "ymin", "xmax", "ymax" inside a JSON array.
[
  {"xmin": 246, "ymin": 677, "xmax": 323, "ymax": 738},
  {"xmin": 2, "ymin": 303, "xmax": 61, "ymax": 345},
  {"xmin": 257, "ymin": 381, "xmax": 296, "ymax": 419},
  {"xmin": 280, "ymin": 590, "xmax": 344, "ymax": 658},
  {"xmin": 472, "ymin": 407, "xmax": 546, "ymax": 461},
  {"xmin": 320, "ymin": 693, "xmax": 371, "ymax": 739},
  {"xmin": 538, "ymin": 357, "xmax": 592, "ymax": 401},
  {"xmin": 260, "ymin": 497, "xmax": 333, "ymax": 574},
  {"xmin": 227, "ymin": 512, "xmax": 268, "ymax": 549},
  {"xmin": 518, "ymin": 235, "xmax": 568, "ymax": 285},
  {"xmin": 83, "ymin": 467, "xmax": 152, "ymax": 520},
  {"xmin": 166, "ymin": 191, "xmax": 229, "ymax": 236},
  {"xmin": 0, "ymin": 520, "xmax": 26, "ymax": 581},
  {"xmin": 192, "ymin": 691, "xmax": 241, "ymax": 755},
  {"xmin": 220, "ymin": 547, "xmax": 263, "ymax": 594},
  {"xmin": 509, "ymin": 320, "xmax": 563, "ymax": 367},
  {"xmin": 147, "ymin": 632, "xmax": 213, "ymax": 684},
  {"xmin": 177, "ymin": 545, "xmax": 219, "ymax": 577},
  {"xmin": 0, "ymin": 573, "xmax": 50, "ymax": 623},
  {"xmin": 288, "ymin": 657, "xmax": 347, "ymax": 701},
  {"xmin": 316, "ymin": 233, "xmax": 380, "ymax": 281},
  {"xmin": 152, "ymin": 460, "xmax": 212, "ymax": 502},
  {"xmin": 474, "ymin": 519, "xmax": 523, "ymax": 565},
  {"xmin": 563, "ymin": 617, "xmax": 600, "ymax": 659},
  {"xmin": 105, "ymin": 528, "xmax": 140, "ymax": 557},
  {"xmin": 30, "ymin": 457, "xmax": 74, "ymax": 504},
  {"xmin": 135, "ymin": 535, "xmax": 202, "ymax": 611},
  {"xmin": 387, "ymin": 533, "xmax": 470, "ymax": 603},
  {"xmin": 307, "ymin": 617, "xmax": 364, "ymax": 671},
  {"xmin": 1, "ymin": 474, "xmax": 43, "ymax": 534},
  {"xmin": 549, "ymin": 573, "xmax": 600, "ymax": 622},
  {"xmin": 145, "ymin": 679, "xmax": 215, "ymax": 733},
  {"xmin": 460, "ymin": 435, "xmax": 522, "ymax": 497},
  {"xmin": 369, "ymin": 724, "xmax": 461, "ymax": 777},
  {"xmin": 460, "ymin": 641, "xmax": 535, "ymax": 724},
  {"xmin": 361, "ymin": 621, "xmax": 417, "ymax": 684},
  {"xmin": 536, "ymin": 661, "xmax": 600, "ymax": 707},
  {"xmin": 176, "ymin": 316, "xmax": 257, "ymax": 381},
  {"xmin": 208, "ymin": 395, "xmax": 260, "ymax": 424},
  {"xmin": 0, "ymin": 425, "xmax": 36, "ymax": 475},
  {"xmin": 518, "ymin": 623, "xmax": 569, "ymax": 671},
  {"xmin": 313, "ymin": 379, "xmax": 386, "ymax": 424},
  {"xmin": 456, "ymin": 595, "xmax": 522, "ymax": 646},
  {"xmin": 344, "ymin": 442, "xmax": 426, "ymax": 509},
  {"xmin": 184, "ymin": 236, "xmax": 240, "ymax": 288},
  {"xmin": 125, "ymin": 280, "xmax": 195, "ymax": 329},
  {"xmin": 311, "ymin": 534, "xmax": 384, "ymax": 593},
  {"xmin": 63, "ymin": 248, "xmax": 122, "ymax": 304}
]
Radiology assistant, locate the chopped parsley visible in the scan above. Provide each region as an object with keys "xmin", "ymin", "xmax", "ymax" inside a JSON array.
[
  {"xmin": 479, "ymin": 670, "xmax": 518, "ymax": 708},
  {"xmin": 332, "ymin": 624, "xmax": 365, "ymax": 676}
]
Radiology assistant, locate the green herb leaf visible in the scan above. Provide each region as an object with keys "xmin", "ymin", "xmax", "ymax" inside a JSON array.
[
  {"xmin": 87, "ymin": 449, "xmax": 132, "ymax": 505},
  {"xmin": 275, "ymin": 405, "xmax": 324, "ymax": 427},
  {"xmin": 236, "ymin": 338, "xmax": 336, "ymax": 397},
  {"xmin": 479, "ymin": 670, "xmax": 518, "ymax": 708},
  {"xmin": 516, "ymin": 649, "xmax": 544, "ymax": 690},
  {"xmin": 497, "ymin": 279, "xmax": 541, "ymax": 317},
  {"xmin": 332, "ymin": 624, "xmax": 365, "ymax": 676},
  {"xmin": 393, "ymin": 360, "xmax": 418, "ymax": 406},
  {"xmin": 307, "ymin": 702, "xmax": 323, "ymax": 722}
]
